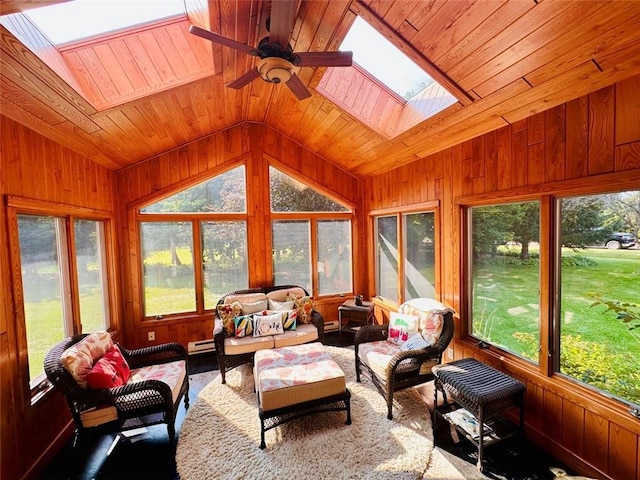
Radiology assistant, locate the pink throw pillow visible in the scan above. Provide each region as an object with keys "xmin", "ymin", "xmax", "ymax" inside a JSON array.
[{"xmin": 86, "ymin": 357, "xmax": 123, "ymax": 389}]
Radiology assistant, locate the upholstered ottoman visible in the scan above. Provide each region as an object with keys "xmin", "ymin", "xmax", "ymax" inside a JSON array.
[{"xmin": 254, "ymin": 342, "xmax": 351, "ymax": 448}]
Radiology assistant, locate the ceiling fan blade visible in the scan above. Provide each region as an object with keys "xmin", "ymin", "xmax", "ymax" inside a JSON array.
[
  {"xmin": 286, "ymin": 73, "xmax": 312, "ymax": 100},
  {"xmin": 189, "ymin": 25, "xmax": 255, "ymax": 56},
  {"xmin": 227, "ymin": 68, "xmax": 261, "ymax": 89},
  {"xmin": 269, "ymin": 0, "xmax": 298, "ymax": 47},
  {"xmin": 296, "ymin": 51, "xmax": 353, "ymax": 67}
]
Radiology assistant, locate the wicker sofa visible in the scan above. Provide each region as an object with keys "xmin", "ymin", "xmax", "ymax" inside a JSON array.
[{"xmin": 213, "ymin": 285, "xmax": 324, "ymax": 383}]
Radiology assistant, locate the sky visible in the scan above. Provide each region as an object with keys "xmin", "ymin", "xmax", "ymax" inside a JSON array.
[
  {"xmin": 25, "ymin": 0, "xmax": 185, "ymax": 44},
  {"xmin": 339, "ymin": 16, "xmax": 432, "ymax": 99}
]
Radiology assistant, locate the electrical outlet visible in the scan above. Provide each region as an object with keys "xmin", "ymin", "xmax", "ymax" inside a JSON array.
[
  {"xmin": 447, "ymin": 347, "xmax": 454, "ymax": 359},
  {"xmin": 148, "ymin": 331, "xmax": 155, "ymax": 341}
]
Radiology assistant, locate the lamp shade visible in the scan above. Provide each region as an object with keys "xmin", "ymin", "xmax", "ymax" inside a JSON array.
[{"xmin": 257, "ymin": 57, "xmax": 293, "ymax": 84}]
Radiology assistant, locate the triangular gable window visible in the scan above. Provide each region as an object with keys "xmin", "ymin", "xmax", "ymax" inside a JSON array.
[
  {"xmin": 141, "ymin": 165, "xmax": 246, "ymax": 213},
  {"xmin": 269, "ymin": 166, "xmax": 350, "ymax": 213}
]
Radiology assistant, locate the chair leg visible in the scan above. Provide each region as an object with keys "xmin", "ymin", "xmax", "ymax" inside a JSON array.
[
  {"xmin": 355, "ymin": 356, "xmax": 361, "ymax": 382},
  {"xmin": 386, "ymin": 391, "xmax": 394, "ymax": 420}
]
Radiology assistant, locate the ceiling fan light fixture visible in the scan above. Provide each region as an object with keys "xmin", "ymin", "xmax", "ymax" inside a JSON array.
[{"xmin": 257, "ymin": 57, "xmax": 292, "ymax": 84}]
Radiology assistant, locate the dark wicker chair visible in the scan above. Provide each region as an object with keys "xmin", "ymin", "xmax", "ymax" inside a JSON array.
[
  {"xmin": 214, "ymin": 285, "xmax": 324, "ymax": 384},
  {"xmin": 355, "ymin": 309, "xmax": 454, "ymax": 420},
  {"xmin": 44, "ymin": 334, "xmax": 189, "ymax": 446}
]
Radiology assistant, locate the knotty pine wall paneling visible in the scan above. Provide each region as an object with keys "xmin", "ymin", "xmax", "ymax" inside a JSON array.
[
  {"xmin": 364, "ymin": 76, "xmax": 640, "ymax": 480},
  {"xmin": 0, "ymin": 116, "xmax": 116, "ymax": 480},
  {"xmin": 115, "ymin": 122, "xmax": 363, "ymax": 348}
]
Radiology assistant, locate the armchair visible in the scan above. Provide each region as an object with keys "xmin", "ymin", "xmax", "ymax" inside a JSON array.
[
  {"xmin": 354, "ymin": 299, "xmax": 454, "ymax": 419},
  {"xmin": 44, "ymin": 333, "xmax": 189, "ymax": 446}
]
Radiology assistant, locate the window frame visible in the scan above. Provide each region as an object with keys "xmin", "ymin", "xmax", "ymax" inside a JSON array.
[
  {"xmin": 268, "ymin": 162, "xmax": 355, "ymax": 298},
  {"xmin": 370, "ymin": 201, "xmax": 441, "ymax": 307},
  {"xmin": 458, "ymin": 172, "xmax": 640, "ymax": 410},
  {"xmin": 6, "ymin": 196, "xmax": 117, "ymax": 406},
  {"xmin": 135, "ymin": 163, "xmax": 250, "ymax": 319}
]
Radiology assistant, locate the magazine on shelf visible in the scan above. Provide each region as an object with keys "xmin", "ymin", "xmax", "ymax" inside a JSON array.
[{"xmin": 443, "ymin": 408, "xmax": 495, "ymax": 440}]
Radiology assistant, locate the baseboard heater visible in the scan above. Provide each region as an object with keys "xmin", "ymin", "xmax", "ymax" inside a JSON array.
[{"xmin": 188, "ymin": 339, "xmax": 216, "ymax": 354}]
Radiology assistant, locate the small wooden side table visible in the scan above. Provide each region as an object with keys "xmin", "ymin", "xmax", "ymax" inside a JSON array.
[{"xmin": 338, "ymin": 299, "xmax": 374, "ymax": 343}]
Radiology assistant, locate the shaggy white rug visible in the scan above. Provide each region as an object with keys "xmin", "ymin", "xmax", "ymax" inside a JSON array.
[{"xmin": 176, "ymin": 346, "xmax": 434, "ymax": 480}]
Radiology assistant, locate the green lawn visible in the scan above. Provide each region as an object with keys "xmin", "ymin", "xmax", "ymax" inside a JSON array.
[{"xmin": 473, "ymin": 247, "xmax": 640, "ymax": 403}]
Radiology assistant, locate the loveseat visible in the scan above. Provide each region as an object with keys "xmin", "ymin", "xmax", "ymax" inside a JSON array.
[{"xmin": 213, "ymin": 285, "xmax": 324, "ymax": 383}]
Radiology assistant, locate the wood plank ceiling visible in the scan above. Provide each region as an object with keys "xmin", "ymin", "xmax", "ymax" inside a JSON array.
[{"xmin": 1, "ymin": 0, "xmax": 640, "ymax": 177}]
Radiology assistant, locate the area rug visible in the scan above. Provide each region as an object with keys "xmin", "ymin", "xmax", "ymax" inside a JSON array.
[{"xmin": 176, "ymin": 346, "xmax": 434, "ymax": 479}]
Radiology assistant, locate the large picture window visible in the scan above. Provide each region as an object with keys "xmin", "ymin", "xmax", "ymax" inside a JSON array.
[
  {"xmin": 138, "ymin": 166, "xmax": 248, "ymax": 317},
  {"xmin": 558, "ymin": 191, "xmax": 640, "ymax": 405},
  {"xmin": 11, "ymin": 209, "xmax": 112, "ymax": 393},
  {"xmin": 270, "ymin": 166, "xmax": 353, "ymax": 296},
  {"xmin": 374, "ymin": 210, "xmax": 438, "ymax": 304},
  {"xmin": 469, "ymin": 201, "xmax": 541, "ymax": 363}
]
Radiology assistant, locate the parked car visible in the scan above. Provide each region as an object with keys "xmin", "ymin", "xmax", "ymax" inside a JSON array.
[{"xmin": 604, "ymin": 232, "xmax": 637, "ymax": 249}]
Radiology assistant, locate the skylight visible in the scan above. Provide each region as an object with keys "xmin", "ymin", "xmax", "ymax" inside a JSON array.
[
  {"xmin": 24, "ymin": 0, "xmax": 185, "ymax": 45},
  {"xmin": 340, "ymin": 17, "xmax": 432, "ymax": 100}
]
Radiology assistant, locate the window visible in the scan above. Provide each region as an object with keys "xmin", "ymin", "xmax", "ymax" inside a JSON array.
[
  {"xmin": 403, "ymin": 212, "xmax": 436, "ymax": 300},
  {"xmin": 22, "ymin": 0, "xmax": 185, "ymax": 45},
  {"xmin": 340, "ymin": 17, "xmax": 439, "ymax": 101},
  {"xmin": 11, "ymin": 209, "xmax": 112, "ymax": 393},
  {"xmin": 375, "ymin": 216, "xmax": 398, "ymax": 301},
  {"xmin": 468, "ymin": 202, "xmax": 541, "ymax": 363},
  {"xmin": 141, "ymin": 222, "xmax": 195, "ymax": 317},
  {"xmin": 374, "ymin": 210, "xmax": 438, "ymax": 304},
  {"xmin": 139, "ymin": 166, "xmax": 248, "ymax": 317},
  {"xmin": 269, "ymin": 166, "xmax": 353, "ymax": 296},
  {"xmin": 558, "ymin": 191, "xmax": 640, "ymax": 405}
]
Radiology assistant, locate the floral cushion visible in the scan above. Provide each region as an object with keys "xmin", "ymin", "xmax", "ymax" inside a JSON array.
[
  {"xmin": 217, "ymin": 301, "xmax": 242, "ymax": 336},
  {"xmin": 286, "ymin": 293, "xmax": 315, "ymax": 324},
  {"xmin": 386, "ymin": 312, "xmax": 419, "ymax": 346},
  {"xmin": 127, "ymin": 360, "xmax": 186, "ymax": 403},
  {"xmin": 359, "ymin": 340, "xmax": 438, "ymax": 377},
  {"xmin": 399, "ymin": 298, "xmax": 454, "ymax": 345},
  {"xmin": 61, "ymin": 331, "xmax": 113, "ymax": 388}
]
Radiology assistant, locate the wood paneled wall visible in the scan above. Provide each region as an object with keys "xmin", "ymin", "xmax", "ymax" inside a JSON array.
[
  {"xmin": 0, "ymin": 116, "xmax": 116, "ymax": 480},
  {"xmin": 364, "ymin": 74, "xmax": 640, "ymax": 480},
  {"xmin": 115, "ymin": 122, "xmax": 364, "ymax": 348}
]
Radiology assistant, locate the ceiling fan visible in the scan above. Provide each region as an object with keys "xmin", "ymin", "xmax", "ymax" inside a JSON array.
[{"xmin": 189, "ymin": 0, "xmax": 352, "ymax": 100}]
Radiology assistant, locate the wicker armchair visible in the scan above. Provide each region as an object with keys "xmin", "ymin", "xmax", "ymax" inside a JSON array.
[
  {"xmin": 44, "ymin": 334, "xmax": 189, "ymax": 446},
  {"xmin": 355, "ymin": 302, "xmax": 454, "ymax": 420}
]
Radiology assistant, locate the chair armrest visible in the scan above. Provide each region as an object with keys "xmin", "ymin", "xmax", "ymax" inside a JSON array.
[
  {"xmin": 387, "ymin": 347, "xmax": 443, "ymax": 377},
  {"xmin": 119, "ymin": 342, "xmax": 187, "ymax": 369},
  {"xmin": 110, "ymin": 378, "xmax": 174, "ymax": 408},
  {"xmin": 213, "ymin": 330, "xmax": 226, "ymax": 354},
  {"xmin": 354, "ymin": 324, "xmax": 388, "ymax": 345},
  {"xmin": 310, "ymin": 310, "xmax": 324, "ymax": 343}
]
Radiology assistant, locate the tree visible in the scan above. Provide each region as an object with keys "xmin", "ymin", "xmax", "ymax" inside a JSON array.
[
  {"xmin": 561, "ymin": 196, "xmax": 608, "ymax": 248},
  {"xmin": 602, "ymin": 190, "xmax": 640, "ymax": 239}
]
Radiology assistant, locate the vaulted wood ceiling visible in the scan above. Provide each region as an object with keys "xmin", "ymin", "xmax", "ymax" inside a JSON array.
[{"xmin": 2, "ymin": 0, "xmax": 640, "ymax": 177}]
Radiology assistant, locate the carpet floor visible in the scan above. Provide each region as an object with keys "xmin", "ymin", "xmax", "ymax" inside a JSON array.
[
  {"xmin": 38, "ymin": 344, "xmax": 574, "ymax": 479},
  {"xmin": 176, "ymin": 346, "xmax": 433, "ymax": 479}
]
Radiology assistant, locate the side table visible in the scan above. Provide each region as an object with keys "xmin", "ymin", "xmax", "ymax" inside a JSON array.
[
  {"xmin": 338, "ymin": 299, "xmax": 374, "ymax": 344},
  {"xmin": 432, "ymin": 358, "xmax": 526, "ymax": 472}
]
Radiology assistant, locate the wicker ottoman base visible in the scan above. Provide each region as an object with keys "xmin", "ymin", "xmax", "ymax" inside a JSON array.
[{"xmin": 254, "ymin": 342, "xmax": 352, "ymax": 449}]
